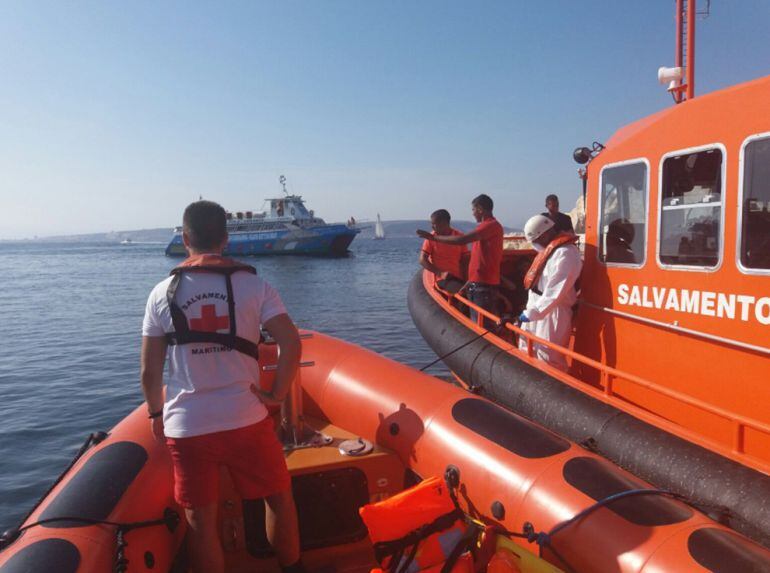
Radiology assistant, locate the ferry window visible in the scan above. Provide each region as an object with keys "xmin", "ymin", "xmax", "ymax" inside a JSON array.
[
  {"xmin": 659, "ymin": 148, "xmax": 722, "ymax": 267},
  {"xmin": 741, "ymin": 137, "xmax": 770, "ymax": 270},
  {"xmin": 599, "ymin": 162, "xmax": 647, "ymax": 265}
]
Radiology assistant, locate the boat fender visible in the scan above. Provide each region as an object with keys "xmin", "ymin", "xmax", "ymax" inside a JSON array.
[
  {"xmin": 165, "ymin": 255, "xmax": 261, "ymax": 361},
  {"xmin": 360, "ymin": 476, "xmax": 468, "ymax": 573},
  {"xmin": 523, "ymin": 233, "xmax": 579, "ymax": 295}
]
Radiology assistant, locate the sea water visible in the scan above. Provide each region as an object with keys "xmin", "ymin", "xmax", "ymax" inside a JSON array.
[{"xmin": 0, "ymin": 238, "xmax": 445, "ymax": 530}]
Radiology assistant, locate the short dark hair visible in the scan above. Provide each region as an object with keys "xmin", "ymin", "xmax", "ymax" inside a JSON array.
[
  {"xmin": 430, "ymin": 209, "xmax": 451, "ymax": 223},
  {"xmin": 545, "ymin": 194, "xmax": 559, "ymax": 204},
  {"xmin": 472, "ymin": 194, "xmax": 494, "ymax": 212},
  {"xmin": 183, "ymin": 200, "xmax": 227, "ymax": 250}
]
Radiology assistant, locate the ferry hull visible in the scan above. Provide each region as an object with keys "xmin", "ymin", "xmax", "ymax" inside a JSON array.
[
  {"xmin": 165, "ymin": 224, "xmax": 359, "ymax": 257},
  {"xmin": 408, "ymin": 270, "xmax": 770, "ymax": 549}
]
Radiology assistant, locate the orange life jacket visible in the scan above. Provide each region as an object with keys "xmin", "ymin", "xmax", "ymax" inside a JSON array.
[
  {"xmin": 175, "ymin": 253, "xmax": 255, "ymax": 272},
  {"xmin": 359, "ymin": 476, "xmax": 469, "ymax": 573},
  {"xmin": 165, "ymin": 254, "xmax": 261, "ymax": 361},
  {"xmin": 523, "ymin": 233, "xmax": 579, "ymax": 293}
]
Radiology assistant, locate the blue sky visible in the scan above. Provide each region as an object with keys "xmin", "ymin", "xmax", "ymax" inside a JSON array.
[{"xmin": 1, "ymin": 1, "xmax": 769, "ymax": 238}]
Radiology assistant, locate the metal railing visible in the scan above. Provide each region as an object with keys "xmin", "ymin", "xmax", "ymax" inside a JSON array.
[{"xmin": 430, "ymin": 275, "xmax": 770, "ymax": 467}]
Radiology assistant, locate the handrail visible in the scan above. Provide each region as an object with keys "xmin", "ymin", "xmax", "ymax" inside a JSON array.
[
  {"xmin": 580, "ymin": 300, "xmax": 770, "ymax": 357},
  {"xmin": 429, "ymin": 275, "xmax": 770, "ymax": 458}
]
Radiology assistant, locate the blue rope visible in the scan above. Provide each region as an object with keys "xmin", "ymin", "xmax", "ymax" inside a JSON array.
[
  {"xmin": 547, "ymin": 488, "xmax": 683, "ymax": 539},
  {"xmin": 520, "ymin": 488, "xmax": 686, "ymax": 573}
]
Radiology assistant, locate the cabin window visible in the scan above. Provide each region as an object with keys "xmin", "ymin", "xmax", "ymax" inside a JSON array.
[
  {"xmin": 599, "ymin": 162, "xmax": 647, "ymax": 265},
  {"xmin": 740, "ymin": 137, "xmax": 770, "ymax": 270},
  {"xmin": 659, "ymin": 148, "xmax": 722, "ymax": 267}
]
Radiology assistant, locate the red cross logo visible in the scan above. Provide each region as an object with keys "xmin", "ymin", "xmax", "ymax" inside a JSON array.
[{"xmin": 189, "ymin": 304, "xmax": 230, "ymax": 332}]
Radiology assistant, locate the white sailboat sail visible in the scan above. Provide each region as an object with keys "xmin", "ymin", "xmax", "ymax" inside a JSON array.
[{"xmin": 374, "ymin": 213, "xmax": 385, "ymax": 240}]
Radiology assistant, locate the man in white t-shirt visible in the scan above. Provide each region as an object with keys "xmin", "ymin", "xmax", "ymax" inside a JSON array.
[{"xmin": 141, "ymin": 200, "xmax": 303, "ymax": 573}]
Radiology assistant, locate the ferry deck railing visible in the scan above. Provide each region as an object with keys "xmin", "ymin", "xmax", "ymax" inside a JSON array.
[{"xmin": 429, "ymin": 275, "xmax": 770, "ymax": 470}]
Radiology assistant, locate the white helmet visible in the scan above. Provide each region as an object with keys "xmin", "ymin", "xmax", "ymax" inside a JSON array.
[{"xmin": 524, "ymin": 214, "xmax": 555, "ymax": 243}]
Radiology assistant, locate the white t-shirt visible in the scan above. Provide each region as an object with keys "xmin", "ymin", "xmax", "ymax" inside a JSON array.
[{"xmin": 142, "ymin": 269, "xmax": 287, "ymax": 438}]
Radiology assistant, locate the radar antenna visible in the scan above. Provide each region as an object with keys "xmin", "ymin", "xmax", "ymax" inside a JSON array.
[
  {"xmin": 279, "ymin": 175, "xmax": 288, "ymax": 196},
  {"xmin": 660, "ymin": 0, "xmax": 711, "ymax": 103}
]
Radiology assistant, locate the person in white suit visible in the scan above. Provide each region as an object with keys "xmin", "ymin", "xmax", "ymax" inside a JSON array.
[{"xmin": 518, "ymin": 214, "xmax": 582, "ymax": 371}]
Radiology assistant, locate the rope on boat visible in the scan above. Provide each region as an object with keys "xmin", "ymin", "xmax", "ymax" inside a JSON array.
[
  {"xmin": 419, "ymin": 316, "xmax": 514, "ymax": 372},
  {"xmin": 1, "ymin": 509, "xmax": 180, "ymax": 572},
  {"xmin": 494, "ymin": 488, "xmax": 691, "ymax": 573}
]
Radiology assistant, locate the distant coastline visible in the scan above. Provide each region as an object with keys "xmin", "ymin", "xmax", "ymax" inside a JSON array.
[
  {"xmin": 1, "ymin": 220, "xmax": 520, "ymax": 244},
  {"xmin": 0, "ymin": 227, "xmax": 175, "ymax": 244}
]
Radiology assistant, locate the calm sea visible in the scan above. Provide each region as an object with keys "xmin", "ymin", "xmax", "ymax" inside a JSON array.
[{"xmin": 0, "ymin": 237, "xmax": 445, "ymax": 531}]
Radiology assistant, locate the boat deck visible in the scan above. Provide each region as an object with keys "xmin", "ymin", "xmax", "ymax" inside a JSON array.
[{"xmin": 219, "ymin": 419, "xmax": 405, "ymax": 573}]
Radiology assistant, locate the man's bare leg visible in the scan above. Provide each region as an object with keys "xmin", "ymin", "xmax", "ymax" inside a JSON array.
[
  {"xmin": 185, "ymin": 504, "xmax": 224, "ymax": 573},
  {"xmin": 265, "ymin": 488, "xmax": 301, "ymax": 567}
]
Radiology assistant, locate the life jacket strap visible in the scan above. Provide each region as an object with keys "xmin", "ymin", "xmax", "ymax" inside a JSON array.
[
  {"xmin": 524, "ymin": 232, "xmax": 580, "ymax": 295},
  {"xmin": 165, "ymin": 331, "xmax": 260, "ymax": 360},
  {"xmin": 439, "ymin": 522, "xmax": 481, "ymax": 573},
  {"xmin": 164, "ymin": 265, "xmax": 260, "ymax": 361},
  {"xmin": 372, "ymin": 508, "xmax": 464, "ymax": 568}
]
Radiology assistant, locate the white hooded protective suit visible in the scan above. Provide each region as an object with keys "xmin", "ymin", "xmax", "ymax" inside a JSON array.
[{"xmin": 518, "ymin": 243, "xmax": 582, "ymax": 371}]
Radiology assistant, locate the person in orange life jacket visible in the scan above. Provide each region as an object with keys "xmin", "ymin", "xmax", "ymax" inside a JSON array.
[
  {"xmin": 417, "ymin": 194, "xmax": 503, "ymax": 328},
  {"xmin": 518, "ymin": 214, "xmax": 582, "ymax": 372},
  {"xmin": 140, "ymin": 201, "xmax": 305, "ymax": 573},
  {"xmin": 418, "ymin": 209, "xmax": 469, "ymax": 294},
  {"xmin": 543, "ymin": 194, "xmax": 574, "ymax": 234}
]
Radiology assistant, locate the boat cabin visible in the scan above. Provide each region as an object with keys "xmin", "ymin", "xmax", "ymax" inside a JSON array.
[
  {"xmin": 266, "ymin": 196, "xmax": 315, "ymax": 222},
  {"xmin": 220, "ymin": 196, "xmax": 323, "ymax": 233},
  {"xmin": 572, "ymin": 74, "xmax": 770, "ymax": 473}
]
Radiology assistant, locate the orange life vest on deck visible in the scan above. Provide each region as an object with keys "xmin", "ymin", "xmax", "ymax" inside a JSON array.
[
  {"xmin": 165, "ymin": 254, "xmax": 261, "ymax": 361},
  {"xmin": 359, "ymin": 476, "xmax": 470, "ymax": 573},
  {"xmin": 523, "ymin": 233, "xmax": 579, "ymax": 293}
]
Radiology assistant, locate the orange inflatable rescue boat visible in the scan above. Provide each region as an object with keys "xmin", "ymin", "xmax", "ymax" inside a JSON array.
[{"xmin": 1, "ymin": 331, "xmax": 768, "ymax": 572}]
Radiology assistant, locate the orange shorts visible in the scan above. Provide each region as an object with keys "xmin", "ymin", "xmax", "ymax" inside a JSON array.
[{"xmin": 165, "ymin": 417, "xmax": 290, "ymax": 508}]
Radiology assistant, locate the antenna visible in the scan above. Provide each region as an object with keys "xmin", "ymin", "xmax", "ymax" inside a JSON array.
[
  {"xmin": 279, "ymin": 175, "xmax": 288, "ymax": 196},
  {"xmin": 658, "ymin": 0, "xmax": 710, "ymax": 103}
]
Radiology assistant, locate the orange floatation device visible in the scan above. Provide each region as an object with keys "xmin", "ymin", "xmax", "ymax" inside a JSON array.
[
  {"xmin": 359, "ymin": 472, "xmax": 560, "ymax": 573},
  {"xmin": 522, "ymin": 233, "xmax": 579, "ymax": 292},
  {"xmin": 360, "ymin": 475, "xmax": 472, "ymax": 573}
]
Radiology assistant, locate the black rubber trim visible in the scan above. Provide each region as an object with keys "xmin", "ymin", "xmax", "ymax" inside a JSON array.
[
  {"xmin": 562, "ymin": 457, "xmax": 692, "ymax": 526},
  {"xmin": 688, "ymin": 528, "xmax": 770, "ymax": 573},
  {"xmin": 408, "ymin": 270, "xmax": 770, "ymax": 548},
  {"xmin": 0, "ymin": 538, "xmax": 80, "ymax": 573},
  {"xmin": 39, "ymin": 441, "xmax": 148, "ymax": 528},
  {"xmin": 452, "ymin": 398, "xmax": 570, "ymax": 459}
]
